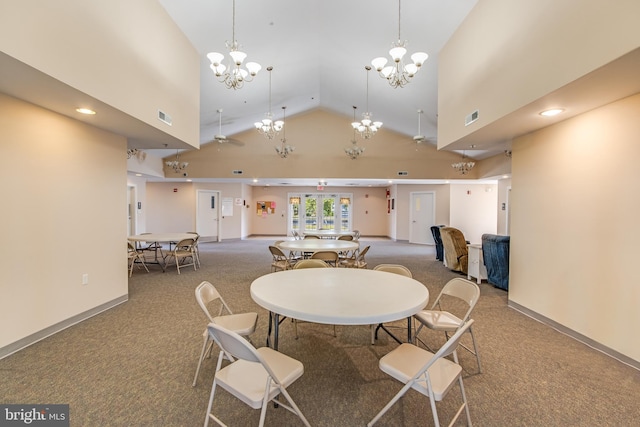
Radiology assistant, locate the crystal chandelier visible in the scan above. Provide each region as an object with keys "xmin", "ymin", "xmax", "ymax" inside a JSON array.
[
  {"xmin": 206, "ymin": 0, "xmax": 261, "ymax": 90},
  {"xmin": 166, "ymin": 150, "xmax": 189, "ymax": 174},
  {"xmin": 371, "ymin": 0, "xmax": 428, "ymax": 89},
  {"xmin": 275, "ymin": 107, "xmax": 295, "ymax": 158},
  {"xmin": 451, "ymin": 151, "xmax": 475, "ymax": 175},
  {"xmin": 351, "ymin": 66, "xmax": 382, "ymax": 139},
  {"xmin": 345, "ymin": 106, "xmax": 365, "ymax": 160},
  {"xmin": 255, "ymin": 67, "xmax": 284, "ymax": 139}
]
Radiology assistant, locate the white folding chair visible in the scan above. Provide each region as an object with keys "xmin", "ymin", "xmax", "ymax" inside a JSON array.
[
  {"xmin": 368, "ymin": 320, "xmax": 475, "ymax": 427},
  {"xmin": 192, "ymin": 281, "xmax": 258, "ymax": 387},
  {"xmin": 414, "ymin": 277, "xmax": 482, "ymax": 374},
  {"xmin": 371, "ymin": 264, "xmax": 413, "ymax": 345},
  {"xmin": 204, "ymin": 323, "xmax": 311, "ymax": 427}
]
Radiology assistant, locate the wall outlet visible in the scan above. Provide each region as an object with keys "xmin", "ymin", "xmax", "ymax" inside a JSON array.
[{"xmin": 82, "ymin": 274, "xmax": 89, "ymax": 285}]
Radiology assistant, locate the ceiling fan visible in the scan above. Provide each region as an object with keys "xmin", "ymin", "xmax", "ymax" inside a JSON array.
[
  {"xmin": 211, "ymin": 109, "xmax": 245, "ymax": 146},
  {"xmin": 412, "ymin": 109, "xmax": 437, "ymax": 146}
]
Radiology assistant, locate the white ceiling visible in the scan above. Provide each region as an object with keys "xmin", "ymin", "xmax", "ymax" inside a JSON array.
[{"xmin": 156, "ymin": 0, "xmax": 480, "ymax": 158}]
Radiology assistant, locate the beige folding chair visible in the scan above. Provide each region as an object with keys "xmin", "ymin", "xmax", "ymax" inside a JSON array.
[
  {"xmin": 164, "ymin": 238, "xmax": 197, "ymax": 274},
  {"xmin": 204, "ymin": 323, "xmax": 311, "ymax": 427},
  {"xmin": 371, "ymin": 264, "xmax": 413, "ymax": 345},
  {"xmin": 193, "ymin": 281, "xmax": 258, "ymax": 387},
  {"xmin": 269, "ymin": 245, "xmax": 293, "ymax": 272},
  {"xmin": 339, "ymin": 245, "xmax": 369, "ymax": 268},
  {"xmin": 310, "ymin": 250, "xmax": 339, "ymax": 267},
  {"xmin": 187, "ymin": 231, "xmax": 201, "ymax": 268},
  {"xmin": 414, "ymin": 277, "xmax": 482, "ymax": 374},
  {"xmin": 127, "ymin": 241, "xmax": 149, "ymax": 277},
  {"xmin": 337, "ymin": 234, "xmax": 354, "ymax": 241},
  {"xmin": 293, "ymin": 259, "xmax": 329, "ymax": 269},
  {"xmin": 367, "ymin": 320, "xmax": 475, "ymax": 427},
  {"xmin": 137, "ymin": 232, "xmax": 164, "ymax": 262}
]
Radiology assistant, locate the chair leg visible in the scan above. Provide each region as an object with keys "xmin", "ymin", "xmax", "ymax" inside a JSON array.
[
  {"xmin": 469, "ymin": 326, "xmax": 483, "ymax": 373},
  {"xmin": 367, "ymin": 380, "xmax": 414, "ymax": 426},
  {"xmin": 193, "ymin": 334, "xmax": 210, "ymax": 387}
]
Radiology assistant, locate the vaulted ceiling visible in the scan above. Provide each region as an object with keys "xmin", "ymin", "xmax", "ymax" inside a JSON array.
[{"xmin": 156, "ymin": 0, "xmax": 481, "ymax": 158}]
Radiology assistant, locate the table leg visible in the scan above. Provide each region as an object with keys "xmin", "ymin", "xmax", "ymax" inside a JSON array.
[
  {"xmin": 266, "ymin": 312, "xmax": 273, "ymax": 348},
  {"xmin": 273, "ymin": 313, "xmax": 280, "ymax": 351}
]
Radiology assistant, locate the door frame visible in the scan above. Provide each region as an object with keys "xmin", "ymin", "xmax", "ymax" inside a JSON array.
[
  {"xmin": 196, "ymin": 190, "xmax": 221, "ymax": 242},
  {"xmin": 409, "ymin": 191, "xmax": 436, "ymax": 244}
]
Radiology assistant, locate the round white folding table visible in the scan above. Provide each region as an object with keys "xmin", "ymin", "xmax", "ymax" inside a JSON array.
[
  {"xmin": 302, "ymin": 230, "xmax": 355, "ymax": 239},
  {"xmin": 277, "ymin": 239, "xmax": 359, "ymax": 254},
  {"xmin": 250, "ymin": 268, "xmax": 429, "ymax": 349},
  {"xmin": 128, "ymin": 233, "xmax": 195, "ymax": 272}
]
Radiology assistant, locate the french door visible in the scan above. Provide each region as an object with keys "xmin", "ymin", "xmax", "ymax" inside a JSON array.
[{"xmin": 288, "ymin": 193, "xmax": 352, "ymax": 234}]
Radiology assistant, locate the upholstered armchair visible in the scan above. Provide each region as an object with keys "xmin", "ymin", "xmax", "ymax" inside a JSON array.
[
  {"xmin": 430, "ymin": 225, "xmax": 445, "ymax": 262},
  {"xmin": 481, "ymin": 234, "xmax": 510, "ymax": 290},
  {"xmin": 440, "ymin": 227, "xmax": 468, "ymax": 274}
]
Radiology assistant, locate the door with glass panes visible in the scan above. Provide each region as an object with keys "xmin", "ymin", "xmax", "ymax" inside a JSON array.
[{"xmin": 288, "ymin": 193, "xmax": 352, "ymax": 234}]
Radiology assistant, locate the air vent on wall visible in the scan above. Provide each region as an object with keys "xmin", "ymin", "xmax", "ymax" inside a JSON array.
[
  {"xmin": 465, "ymin": 110, "xmax": 479, "ymax": 126},
  {"xmin": 232, "ymin": 170, "xmax": 243, "ymax": 175},
  {"xmin": 397, "ymin": 171, "xmax": 409, "ymax": 176},
  {"xmin": 158, "ymin": 110, "xmax": 172, "ymax": 126}
]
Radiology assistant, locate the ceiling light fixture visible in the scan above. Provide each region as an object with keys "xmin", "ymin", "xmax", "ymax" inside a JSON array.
[
  {"xmin": 255, "ymin": 67, "xmax": 284, "ymax": 139},
  {"xmin": 275, "ymin": 106, "xmax": 294, "ymax": 158},
  {"xmin": 451, "ymin": 151, "xmax": 475, "ymax": 175},
  {"xmin": 165, "ymin": 149, "xmax": 189, "ymax": 174},
  {"xmin": 206, "ymin": 0, "xmax": 261, "ymax": 90},
  {"xmin": 76, "ymin": 108, "xmax": 96, "ymax": 115},
  {"xmin": 371, "ymin": 0, "xmax": 428, "ymax": 89},
  {"xmin": 351, "ymin": 66, "xmax": 382, "ymax": 139},
  {"xmin": 345, "ymin": 106, "xmax": 365, "ymax": 160},
  {"xmin": 540, "ymin": 108, "xmax": 564, "ymax": 117},
  {"xmin": 127, "ymin": 148, "xmax": 147, "ymax": 161}
]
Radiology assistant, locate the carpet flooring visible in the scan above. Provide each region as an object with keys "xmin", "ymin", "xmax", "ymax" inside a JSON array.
[{"xmin": 1, "ymin": 237, "xmax": 639, "ymax": 426}]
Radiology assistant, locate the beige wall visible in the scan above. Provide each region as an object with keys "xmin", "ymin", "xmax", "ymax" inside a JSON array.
[
  {"xmin": 510, "ymin": 93, "xmax": 640, "ymax": 362},
  {"xmin": 438, "ymin": 0, "xmax": 640, "ymax": 147},
  {"xmin": 169, "ymin": 109, "xmax": 474, "ymax": 181},
  {"xmin": 449, "ymin": 183, "xmax": 498, "ymax": 243},
  {"xmin": 0, "ymin": 93, "xmax": 127, "ymax": 353},
  {"xmin": 0, "ymin": 0, "xmax": 200, "ymax": 147},
  {"xmin": 143, "ymin": 181, "xmax": 503, "ymax": 242}
]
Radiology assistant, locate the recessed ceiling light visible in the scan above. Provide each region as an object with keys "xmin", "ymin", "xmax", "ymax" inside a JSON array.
[
  {"xmin": 540, "ymin": 108, "xmax": 564, "ymax": 117},
  {"xmin": 76, "ymin": 108, "xmax": 96, "ymax": 115}
]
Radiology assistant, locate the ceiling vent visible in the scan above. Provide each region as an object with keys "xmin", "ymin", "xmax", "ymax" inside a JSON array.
[
  {"xmin": 232, "ymin": 170, "xmax": 243, "ymax": 175},
  {"xmin": 158, "ymin": 110, "xmax": 172, "ymax": 126},
  {"xmin": 397, "ymin": 171, "xmax": 409, "ymax": 176}
]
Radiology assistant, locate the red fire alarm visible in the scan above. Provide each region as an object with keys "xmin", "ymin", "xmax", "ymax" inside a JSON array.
[{"xmin": 173, "ymin": 188, "xmax": 178, "ymax": 193}]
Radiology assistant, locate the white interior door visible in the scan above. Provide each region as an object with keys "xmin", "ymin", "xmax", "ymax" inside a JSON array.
[
  {"xmin": 409, "ymin": 192, "xmax": 435, "ymax": 244},
  {"xmin": 196, "ymin": 190, "xmax": 219, "ymax": 242}
]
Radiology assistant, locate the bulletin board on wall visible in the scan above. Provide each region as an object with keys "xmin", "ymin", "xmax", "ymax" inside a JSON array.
[{"xmin": 257, "ymin": 201, "xmax": 276, "ymax": 217}]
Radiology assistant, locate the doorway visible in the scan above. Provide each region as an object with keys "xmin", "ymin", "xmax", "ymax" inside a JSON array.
[
  {"xmin": 127, "ymin": 185, "xmax": 137, "ymax": 236},
  {"xmin": 288, "ymin": 193, "xmax": 353, "ymax": 234},
  {"xmin": 196, "ymin": 190, "xmax": 220, "ymax": 242},
  {"xmin": 409, "ymin": 192, "xmax": 435, "ymax": 244}
]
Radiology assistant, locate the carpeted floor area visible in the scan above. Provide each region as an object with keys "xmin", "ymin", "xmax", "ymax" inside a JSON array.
[{"xmin": 1, "ymin": 237, "xmax": 639, "ymax": 426}]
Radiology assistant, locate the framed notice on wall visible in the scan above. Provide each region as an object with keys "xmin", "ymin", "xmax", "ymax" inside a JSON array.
[{"xmin": 222, "ymin": 197, "xmax": 234, "ymax": 216}]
